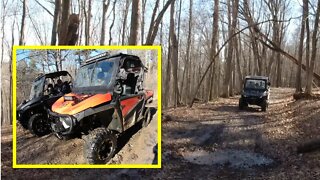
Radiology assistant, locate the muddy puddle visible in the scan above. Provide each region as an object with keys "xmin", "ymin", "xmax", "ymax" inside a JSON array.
[{"xmin": 182, "ymin": 149, "xmax": 274, "ymax": 169}]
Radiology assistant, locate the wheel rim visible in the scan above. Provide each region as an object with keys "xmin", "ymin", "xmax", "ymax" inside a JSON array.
[
  {"xmin": 34, "ymin": 116, "xmax": 48, "ymax": 134},
  {"xmin": 97, "ymin": 139, "xmax": 114, "ymax": 161}
]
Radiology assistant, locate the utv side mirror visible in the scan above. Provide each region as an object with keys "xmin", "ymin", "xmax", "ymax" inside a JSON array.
[{"xmin": 268, "ymin": 82, "xmax": 271, "ymax": 86}]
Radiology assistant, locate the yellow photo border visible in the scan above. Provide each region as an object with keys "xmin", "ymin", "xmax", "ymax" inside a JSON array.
[{"xmin": 12, "ymin": 45, "xmax": 162, "ymax": 168}]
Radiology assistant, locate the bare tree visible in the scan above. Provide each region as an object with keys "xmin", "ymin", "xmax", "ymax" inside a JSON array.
[
  {"xmin": 109, "ymin": 0, "xmax": 117, "ymax": 45},
  {"xmin": 144, "ymin": 0, "xmax": 175, "ymax": 45},
  {"xmin": 182, "ymin": 0, "xmax": 193, "ymax": 104},
  {"xmin": 141, "ymin": 0, "xmax": 147, "ymax": 44},
  {"xmin": 83, "ymin": 0, "xmax": 92, "ymax": 45},
  {"xmin": 51, "ymin": 0, "xmax": 61, "ymax": 45},
  {"xmin": 208, "ymin": 0, "xmax": 220, "ymax": 101},
  {"xmin": 100, "ymin": 0, "xmax": 110, "ymax": 45},
  {"xmin": 19, "ymin": 0, "xmax": 27, "ymax": 45},
  {"xmin": 296, "ymin": 0, "xmax": 308, "ymax": 92},
  {"xmin": 58, "ymin": 0, "xmax": 70, "ymax": 45},
  {"xmin": 121, "ymin": 0, "xmax": 130, "ymax": 45},
  {"xmin": 305, "ymin": 0, "xmax": 320, "ymax": 94},
  {"xmin": 223, "ymin": 0, "xmax": 239, "ymax": 97},
  {"xmin": 129, "ymin": 0, "xmax": 140, "ymax": 45},
  {"xmin": 169, "ymin": 0, "xmax": 178, "ymax": 107}
]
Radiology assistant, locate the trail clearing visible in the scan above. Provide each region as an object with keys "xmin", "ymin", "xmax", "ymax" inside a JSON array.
[{"xmin": 2, "ymin": 88, "xmax": 320, "ymax": 179}]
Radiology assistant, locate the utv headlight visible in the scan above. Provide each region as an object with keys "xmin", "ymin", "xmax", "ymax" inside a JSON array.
[{"xmin": 59, "ymin": 116, "xmax": 73, "ymax": 129}]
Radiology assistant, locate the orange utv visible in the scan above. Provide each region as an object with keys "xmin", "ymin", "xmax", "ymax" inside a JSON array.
[{"xmin": 48, "ymin": 53, "xmax": 154, "ymax": 164}]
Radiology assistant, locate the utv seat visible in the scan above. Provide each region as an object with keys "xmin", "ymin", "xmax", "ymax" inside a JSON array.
[
  {"xmin": 123, "ymin": 73, "xmax": 137, "ymax": 95},
  {"xmin": 46, "ymin": 84, "xmax": 55, "ymax": 95},
  {"xmin": 61, "ymin": 81, "xmax": 71, "ymax": 94}
]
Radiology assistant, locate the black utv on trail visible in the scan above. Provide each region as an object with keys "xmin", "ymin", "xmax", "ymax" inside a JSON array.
[
  {"xmin": 239, "ymin": 76, "xmax": 270, "ymax": 111},
  {"xmin": 17, "ymin": 71, "xmax": 72, "ymax": 136}
]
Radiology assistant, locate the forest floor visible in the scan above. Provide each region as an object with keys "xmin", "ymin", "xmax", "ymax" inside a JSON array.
[
  {"xmin": 14, "ymin": 108, "xmax": 158, "ymax": 165},
  {"xmin": 2, "ymin": 88, "xmax": 320, "ymax": 179}
]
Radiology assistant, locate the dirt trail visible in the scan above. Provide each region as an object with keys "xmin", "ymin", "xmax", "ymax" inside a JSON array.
[
  {"xmin": 13, "ymin": 107, "xmax": 158, "ymax": 164},
  {"xmin": 160, "ymin": 88, "xmax": 320, "ymax": 179},
  {"xmin": 13, "ymin": 111, "xmax": 157, "ymax": 165},
  {"xmin": 2, "ymin": 88, "xmax": 320, "ymax": 179}
]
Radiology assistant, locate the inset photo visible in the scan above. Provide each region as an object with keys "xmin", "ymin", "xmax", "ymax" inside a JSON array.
[{"xmin": 13, "ymin": 46, "xmax": 161, "ymax": 168}]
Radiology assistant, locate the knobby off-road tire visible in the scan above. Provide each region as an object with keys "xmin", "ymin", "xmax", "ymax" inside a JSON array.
[
  {"xmin": 28, "ymin": 113, "xmax": 51, "ymax": 137},
  {"xmin": 19, "ymin": 120, "xmax": 29, "ymax": 130},
  {"xmin": 84, "ymin": 128, "xmax": 117, "ymax": 164},
  {"xmin": 239, "ymin": 98, "xmax": 245, "ymax": 110},
  {"xmin": 261, "ymin": 99, "xmax": 268, "ymax": 112},
  {"xmin": 142, "ymin": 107, "xmax": 152, "ymax": 127}
]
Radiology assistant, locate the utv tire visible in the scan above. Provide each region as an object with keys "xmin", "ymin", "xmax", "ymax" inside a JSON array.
[
  {"xmin": 239, "ymin": 98, "xmax": 245, "ymax": 110},
  {"xmin": 261, "ymin": 100, "xmax": 268, "ymax": 112},
  {"xmin": 84, "ymin": 128, "xmax": 117, "ymax": 164},
  {"xmin": 28, "ymin": 113, "xmax": 51, "ymax": 137},
  {"xmin": 19, "ymin": 121, "xmax": 29, "ymax": 129},
  {"xmin": 142, "ymin": 108, "xmax": 152, "ymax": 127}
]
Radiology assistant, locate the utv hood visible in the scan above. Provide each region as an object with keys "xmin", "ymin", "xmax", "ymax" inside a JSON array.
[
  {"xmin": 17, "ymin": 96, "xmax": 43, "ymax": 112},
  {"xmin": 52, "ymin": 93, "xmax": 112, "ymax": 115}
]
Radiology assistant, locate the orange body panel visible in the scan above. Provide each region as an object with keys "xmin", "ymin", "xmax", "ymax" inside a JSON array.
[
  {"xmin": 52, "ymin": 93, "xmax": 112, "ymax": 115},
  {"xmin": 120, "ymin": 96, "xmax": 140, "ymax": 117}
]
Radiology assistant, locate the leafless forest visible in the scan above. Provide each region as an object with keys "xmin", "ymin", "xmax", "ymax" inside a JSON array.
[
  {"xmin": 2, "ymin": 0, "xmax": 320, "ymax": 122},
  {"xmin": 1, "ymin": 0, "xmax": 320, "ymax": 179}
]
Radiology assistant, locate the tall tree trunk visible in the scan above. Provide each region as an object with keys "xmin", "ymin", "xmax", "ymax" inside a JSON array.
[
  {"xmin": 185, "ymin": 0, "xmax": 193, "ymax": 104},
  {"xmin": 109, "ymin": 0, "xmax": 116, "ymax": 45},
  {"xmin": 223, "ymin": 0, "xmax": 238, "ymax": 97},
  {"xmin": 176, "ymin": 0, "xmax": 182, "ymax": 102},
  {"xmin": 164, "ymin": 33, "xmax": 171, "ymax": 107},
  {"xmin": 58, "ymin": 0, "xmax": 70, "ymax": 45},
  {"xmin": 145, "ymin": 0, "xmax": 159, "ymax": 44},
  {"xmin": 121, "ymin": 0, "xmax": 130, "ymax": 45},
  {"xmin": 296, "ymin": 0, "xmax": 308, "ymax": 92},
  {"xmin": 8, "ymin": 20, "xmax": 14, "ymax": 124},
  {"xmin": 144, "ymin": 0, "xmax": 175, "ymax": 45},
  {"xmin": 159, "ymin": 0, "xmax": 164, "ymax": 45},
  {"xmin": 305, "ymin": 2, "xmax": 310, "ymax": 74},
  {"xmin": 141, "ymin": 0, "xmax": 147, "ymax": 44},
  {"xmin": 100, "ymin": 0, "xmax": 110, "ymax": 45},
  {"xmin": 305, "ymin": 0, "xmax": 320, "ymax": 94},
  {"xmin": 129, "ymin": 0, "xmax": 140, "ymax": 45},
  {"xmin": 208, "ymin": 0, "xmax": 219, "ymax": 101},
  {"xmin": 19, "ymin": 0, "xmax": 27, "ymax": 45},
  {"xmin": 51, "ymin": 0, "xmax": 61, "ymax": 45},
  {"xmin": 169, "ymin": 0, "xmax": 178, "ymax": 107},
  {"xmin": 83, "ymin": 0, "xmax": 91, "ymax": 45},
  {"xmin": 235, "ymin": 30, "xmax": 243, "ymax": 90}
]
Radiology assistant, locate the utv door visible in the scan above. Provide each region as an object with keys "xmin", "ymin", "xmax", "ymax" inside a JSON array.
[{"xmin": 120, "ymin": 93, "xmax": 144, "ymax": 130}]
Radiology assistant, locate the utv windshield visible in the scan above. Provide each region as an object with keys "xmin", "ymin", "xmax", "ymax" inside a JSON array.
[
  {"xmin": 244, "ymin": 79, "xmax": 266, "ymax": 90},
  {"xmin": 29, "ymin": 76, "xmax": 45, "ymax": 100},
  {"xmin": 74, "ymin": 60, "xmax": 115, "ymax": 89}
]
